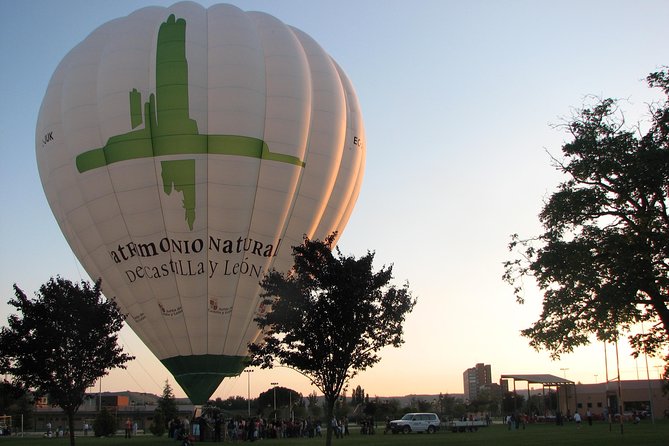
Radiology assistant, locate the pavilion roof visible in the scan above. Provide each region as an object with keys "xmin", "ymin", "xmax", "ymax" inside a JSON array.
[{"xmin": 500, "ymin": 374, "xmax": 574, "ymax": 386}]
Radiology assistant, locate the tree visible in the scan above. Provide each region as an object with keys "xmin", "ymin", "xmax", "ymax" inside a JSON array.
[
  {"xmin": 351, "ymin": 385, "xmax": 366, "ymax": 406},
  {"xmin": 0, "ymin": 380, "xmax": 32, "ymax": 431},
  {"xmin": 157, "ymin": 380, "xmax": 178, "ymax": 428},
  {"xmin": 504, "ymin": 69, "xmax": 669, "ymax": 373},
  {"xmin": 307, "ymin": 391, "xmax": 322, "ymax": 420},
  {"xmin": 93, "ymin": 407, "xmax": 116, "ymax": 437},
  {"xmin": 502, "ymin": 392, "xmax": 525, "ymax": 415},
  {"xmin": 248, "ymin": 234, "xmax": 416, "ymax": 446},
  {"xmin": 373, "ymin": 397, "xmax": 400, "ymax": 421},
  {"xmin": 256, "ymin": 386, "xmax": 302, "ymax": 420},
  {"xmin": 469, "ymin": 387, "xmax": 496, "ymax": 416},
  {"xmin": 210, "ymin": 395, "xmax": 248, "ymax": 413},
  {"xmin": 149, "ymin": 408, "xmax": 166, "ymax": 437},
  {"xmin": 0, "ymin": 277, "xmax": 133, "ymax": 446}
]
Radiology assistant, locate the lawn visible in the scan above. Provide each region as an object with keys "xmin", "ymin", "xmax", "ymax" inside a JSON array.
[{"xmin": 1, "ymin": 421, "xmax": 668, "ymax": 446}]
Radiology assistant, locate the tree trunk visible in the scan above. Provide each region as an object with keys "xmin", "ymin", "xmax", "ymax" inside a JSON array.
[
  {"xmin": 648, "ymin": 289, "xmax": 669, "ymax": 337},
  {"xmin": 66, "ymin": 408, "xmax": 76, "ymax": 446},
  {"xmin": 324, "ymin": 396, "xmax": 336, "ymax": 446}
]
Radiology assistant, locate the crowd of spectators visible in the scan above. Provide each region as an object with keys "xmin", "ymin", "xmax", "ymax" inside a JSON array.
[{"xmin": 168, "ymin": 415, "xmax": 329, "ymax": 442}]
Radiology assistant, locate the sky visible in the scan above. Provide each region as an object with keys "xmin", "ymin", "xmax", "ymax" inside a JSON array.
[{"xmin": 1, "ymin": 0, "xmax": 668, "ymax": 402}]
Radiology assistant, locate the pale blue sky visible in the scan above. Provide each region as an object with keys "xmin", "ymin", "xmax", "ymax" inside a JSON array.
[{"xmin": 1, "ymin": 0, "xmax": 668, "ymax": 399}]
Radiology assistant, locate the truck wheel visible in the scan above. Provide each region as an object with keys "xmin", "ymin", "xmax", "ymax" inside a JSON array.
[
  {"xmin": 427, "ymin": 426, "xmax": 435, "ymax": 434},
  {"xmin": 402, "ymin": 426, "xmax": 411, "ymax": 434}
]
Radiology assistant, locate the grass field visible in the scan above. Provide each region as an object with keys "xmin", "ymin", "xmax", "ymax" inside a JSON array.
[{"xmin": 1, "ymin": 421, "xmax": 668, "ymax": 446}]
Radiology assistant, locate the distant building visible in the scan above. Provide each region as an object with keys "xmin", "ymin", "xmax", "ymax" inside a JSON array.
[
  {"xmin": 500, "ymin": 375, "xmax": 669, "ymax": 421},
  {"xmin": 30, "ymin": 391, "xmax": 190, "ymax": 434},
  {"xmin": 566, "ymin": 379, "xmax": 668, "ymax": 420},
  {"xmin": 463, "ymin": 363, "xmax": 492, "ymax": 402}
]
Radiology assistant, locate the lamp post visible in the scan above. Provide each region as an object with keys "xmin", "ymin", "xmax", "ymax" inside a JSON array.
[
  {"xmin": 559, "ymin": 368, "xmax": 569, "ymax": 416},
  {"xmin": 271, "ymin": 382, "xmax": 279, "ymax": 421},
  {"xmin": 244, "ymin": 370, "xmax": 254, "ymax": 417}
]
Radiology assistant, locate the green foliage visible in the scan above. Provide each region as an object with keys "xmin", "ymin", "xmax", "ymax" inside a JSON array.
[
  {"xmin": 248, "ymin": 234, "xmax": 416, "ymax": 446},
  {"xmin": 504, "ymin": 69, "xmax": 669, "ymax": 371},
  {"xmin": 209, "ymin": 395, "xmax": 249, "ymax": 413},
  {"xmin": 93, "ymin": 407, "xmax": 116, "ymax": 437},
  {"xmin": 149, "ymin": 408, "xmax": 165, "ymax": 437},
  {"xmin": 257, "ymin": 385, "xmax": 302, "ymax": 419},
  {"xmin": 0, "ymin": 381, "xmax": 32, "ymax": 429},
  {"xmin": 467, "ymin": 387, "xmax": 502, "ymax": 416},
  {"xmin": 156, "ymin": 380, "xmax": 177, "ymax": 426},
  {"xmin": 372, "ymin": 398, "xmax": 400, "ymax": 420},
  {"xmin": 334, "ymin": 398, "xmax": 349, "ymax": 418},
  {"xmin": 352, "ymin": 385, "xmax": 366, "ymax": 406},
  {"xmin": 307, "ymin": 391, "xmax": 322, "ymax": 420},
  {"xmin": 501, "ymin": 392, "xmax": 525, "ymax": 415},
  {"xmin": 0, "ymin": 277, "xmax": 133, "ymax": 446}
]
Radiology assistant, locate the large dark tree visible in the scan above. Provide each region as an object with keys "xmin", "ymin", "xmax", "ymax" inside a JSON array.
[
  {"xmin": 0, "ymin": 277, "xmax": 133, "ymax": 446},
  {"xmin": 504, "ymin": 69, "xmax": 669, "ymax": 373},
  {"xmin": 248, "ymin": 234, "xmax": 415, "ymax": 446}
]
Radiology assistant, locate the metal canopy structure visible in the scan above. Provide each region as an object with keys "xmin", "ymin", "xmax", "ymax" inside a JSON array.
[
  {"xmin": 501, "ymin": 374, "xmax": 574, "ymax": 386},
  {"xmin": 501, "ymin": 374, "xmax": 577, "ymax": 416}
]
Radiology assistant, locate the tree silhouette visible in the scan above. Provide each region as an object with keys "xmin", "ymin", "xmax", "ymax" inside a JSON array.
[
  {"xmin": 249, "ymin": 234, "xmax": 416, "ymax": 446},
  {"xmin": 0, "ymin": 277, "xmax": 133, "ymax": 446},
  {"xmin": 505, "ymin": 69, "xmax": 669, "ymax": 373}
]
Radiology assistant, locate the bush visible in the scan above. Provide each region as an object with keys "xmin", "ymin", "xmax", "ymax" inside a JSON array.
[
  {"xmin": 150, "ymin": 408, "xmax": 166, "ymax": 436},
  {"xmin": 93, "ymin": 407, "xmax": 116, "ymax": 437}
]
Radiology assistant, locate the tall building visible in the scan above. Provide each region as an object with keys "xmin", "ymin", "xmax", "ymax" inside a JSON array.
[{"xmin": 463, "ymin": 363, "xmax": 492, "ymax": 401}]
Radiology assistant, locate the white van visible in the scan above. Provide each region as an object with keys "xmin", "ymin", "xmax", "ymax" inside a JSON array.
[{"xmin": 389, "ymin": 412, "xmax": 441, "ymax": 434}]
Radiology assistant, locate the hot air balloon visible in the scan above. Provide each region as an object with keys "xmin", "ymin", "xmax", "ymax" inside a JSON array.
[{"xmin": 35, "ymin": 2, "xmax": 365, "ymax": 404}]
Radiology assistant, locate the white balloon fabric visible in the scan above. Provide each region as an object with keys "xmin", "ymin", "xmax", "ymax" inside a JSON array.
[{"xmin": 35, "ymin": 2, "xmax": 365, "ymax": 404}]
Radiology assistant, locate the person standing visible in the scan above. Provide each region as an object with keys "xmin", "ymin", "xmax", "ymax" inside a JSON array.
[
  {"xmin": 214, "ymin": 415, "xmax": 222, "ymax": 442},
  {"xmin": 198, "ymin": 416, "xmax": 206, "ymax": 442},
  {"xmin": 125, "ymin": 418, "xmax": 132, "ymax": 438}
]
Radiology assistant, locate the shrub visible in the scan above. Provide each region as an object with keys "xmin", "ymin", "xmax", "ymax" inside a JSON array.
[
  {"xmin": 93, "ymin": 407, "xmax": 116, "ymax": 437},
  {"xmin": 149, "ymin": 408, "xmax": 166, "ymax": 436}
]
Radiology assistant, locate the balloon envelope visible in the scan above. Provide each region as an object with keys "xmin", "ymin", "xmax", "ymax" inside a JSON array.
[{"xmin": 36, "ymin": 2, "xmax": 365, "ymax": 404}]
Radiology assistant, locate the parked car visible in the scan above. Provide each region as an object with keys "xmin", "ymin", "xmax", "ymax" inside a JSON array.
[{"xmin": 389, "ymin": 413, "xmax": 441, "ymax": 434}]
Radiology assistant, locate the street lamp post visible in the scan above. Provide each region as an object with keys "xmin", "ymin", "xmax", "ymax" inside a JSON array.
[
  {"xmin": 559, "ymin": 368, "xmax": 569, "ymax": 416},
  {"xmin": 271, "ymin": 382, "xmax": 279, "ymax": 421},
  {"xmin": 244, "ymin": 370, "xmax": 254, "ymax": 417}
]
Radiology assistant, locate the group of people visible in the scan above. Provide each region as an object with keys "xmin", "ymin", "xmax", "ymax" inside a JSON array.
[
  {"xmin": 330, "ymin": 416, "xmax": 349, "ymax": 438},
  {"xmin": 43, "ymin": 421, "xmax": 65, "ymax": 438},
  {"xmin": 506, "ymin": 409, "xmax": 596, "ymax": 429},
  {"xmin": 124, "ymin": 418, "xmax": 138, "ymax": 438},
  {"xmin": 169, "ymin": 415, "xmax": 329, "ymax": 442}
]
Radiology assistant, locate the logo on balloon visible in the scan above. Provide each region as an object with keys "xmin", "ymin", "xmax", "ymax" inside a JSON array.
[
  {"xmin": 209, "ymin": 298, "xmax": 232, "ymax": 315},
  {"xmin": 74, "ymin": 14, "xmax": 305, "ymax": 230}
]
